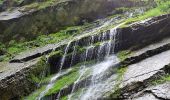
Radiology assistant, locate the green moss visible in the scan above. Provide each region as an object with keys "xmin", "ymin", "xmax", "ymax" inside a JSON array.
[
  {"xmin": 48, "ymin": 50, "xmax": 63, "ymax": 57},
  {"xmin": 117, "ymin": 50, "xmax": 131, "ymax": 61},
  {"xmin": 27, "ymin": 56, "xmax": 49, "ymax": 83},
  {"xmin": 45, "ymin": 70, "xmax": 79, "ymax": 96},
  {"xmin": 121, "ymin": 0, "xmax": 170, "ymax": 27},
  {"xmin": 110, "ymin": 67, "xmax": 127, "ymax": 98},
  {"xmin": 61, "ymin": 96, "xmax": 68, "ymax": 100},
  {"xmin": 151, "ymin": 74, "xmax": 170, "ymax": 86},
  {"xmin": 25, "ymin": 86, "xmax": 46, "ymax": 100}
]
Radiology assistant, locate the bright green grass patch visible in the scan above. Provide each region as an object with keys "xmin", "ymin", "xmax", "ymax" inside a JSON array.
[
  {"xmin": 61, "ymin": 96, "xmax": 68, "ymax": 100},
  {"xmin": 45, "ymin": 69, "xmax": 79, "ymax": 96}
]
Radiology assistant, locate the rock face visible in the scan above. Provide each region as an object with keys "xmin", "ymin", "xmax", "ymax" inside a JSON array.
[
  {"xmin": 9, "ymin": 13, "xmax": 170, "ymax": 73},
  {"xmin": 1, "ymin": 11, "xmax": 170, "ymax": 100},
  {"xmin": 0, "ymin": 0, "xmax": 149, "ymax": 43},
  {"xmin": 132, "ymin": 82, "xmax": 170, "ymax": 100},
  {"xmin": 0, "ymin": 0, "xmax": 36, "ymax": 12},
  {"xmin": 0, "ymin": 58, "xmax": 48, "ymax": 100}
]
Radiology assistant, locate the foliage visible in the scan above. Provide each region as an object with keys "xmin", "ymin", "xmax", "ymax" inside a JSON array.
[
  {"xmin": 117, "ymin": 50, "xmax": 131, "ymax": 61},
  {"xmin": 121, "ymin": 0, "xmax": 170, "ymax": 27},
  {"xmin": 110, "ymin": 67, "xmax": 127, "ymax": 98},
  {"xmin": 1, "ymin": 26, "xmax": 81, "ymax": 61},
  {"xmin": 151, "ymin": 74, "xmax": 170, "ymax": 86},
  {"xmin": 45, "ymin": 70, "xmax": 79, "ymax": 96},
  {"xmin": 25, "ymin": 86, "xmax": 46, "ymax": 100}
]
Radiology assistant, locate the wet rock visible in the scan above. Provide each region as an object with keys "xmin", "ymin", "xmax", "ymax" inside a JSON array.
[
  {"xmin": 131, "ymin": 82, "xmax": 170, "ymax": 100},
  {"xmin": 147, "ymin": 82, "xmax": 170, "ymax": 99},
  {"xmin": 133, "ymin": 93, "xmax": 160, "ymax": 100},
  {"xmin": 10, "ymin": 13, "xmax": 170, "ymax": 64},
  {"xmin": 116, "ymin": 14, "xmax": 170, "ymax": 52},
  {"xmin": 109, "ymin": 50, "xmax": 170, "ymax": 99}
]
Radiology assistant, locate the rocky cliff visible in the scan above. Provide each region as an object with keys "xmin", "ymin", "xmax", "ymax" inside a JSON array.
[
  {"xmin": 0, "ymin": 0, "xmax": 150, "ymax": 44},
  {"xmin": 0, "ymin": 0, "xmax": 170, "ymax": 100}
]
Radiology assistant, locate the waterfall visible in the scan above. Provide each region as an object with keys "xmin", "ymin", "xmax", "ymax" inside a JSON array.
[
  {"xmin": 37, "ymin": 69, "xmax": 71, "ymax": 100},
  {"xmin": 70, "ymin": 41, "xmax": 79, "ymax": 67},
  {"xmin": 80, "ymin": 55, "xmax": 119, "ymax": 100},
  {"xmin": 59, "ymin": 42, "xmax": 71, "ymax": 71},
  {"xmin": 78, "ymin": 23, "xmax": 124, "ymax": 100},
  {"xmin": 38, "ymin": 42, "xmax": 71, "ymax": 100},
  {"xmin": 68, "ymin": 46, "xmax": 91, "ymax": 100},
  {"xmin": 38, "ymin": 22, "xmax": 124, "ymax": 100}
]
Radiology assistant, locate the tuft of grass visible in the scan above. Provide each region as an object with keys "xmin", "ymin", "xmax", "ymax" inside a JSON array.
[{"xmin": 151, "ymin": 74, "xmax": 170, "ymax": 86}]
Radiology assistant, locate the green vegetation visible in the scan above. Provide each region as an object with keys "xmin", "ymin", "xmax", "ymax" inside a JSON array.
[
  {"xmin": 45, "ymin": 69, "xmax": 79, "ymax": 96},
  {"xmin": 110, "ymin": 67, "xmax": 127, "ymax": 98},
  {"xmin": 121, "ymin": 0, "xmax": 170, "ymax": 27},
  {"xmin": 61, "ymin": 96, "xmax": 68, "ymax": 100},
  {"xmin": 22, "ymin": 0, "xmax": 61, "ymax": 11},
  {"xmin": 117, "ymin": 50, "xmax": 131, "ymax": 61},
  {"xmin": 25, "ymin": 86, "xmax": 46, "ymax": 100},
  {"xmin": 0, "ymin": 26, "xmax": 81, "ymax": 61},
  {"xmin": 27, "ymin": 56, "xmax": 49, "ymax": 83},
  {"xmin": 151, "ymin": 74, "xmax": 170, "ymax": 86},
  {"xmin": 0, "ymin": 0, "xmax": 3, "ymax": 5}
]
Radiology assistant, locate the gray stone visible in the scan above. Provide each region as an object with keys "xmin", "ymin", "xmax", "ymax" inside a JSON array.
[
  {"xmin": 147, "ymin": 82, "xmax": 170, "ymax": 99},
  {"xmin": 133, "ymin": 93, "xmax": 160, "ymax": 100},
  {"xmin": 122, "ymin": 50, "xmax": 170, "ymax": 87}
]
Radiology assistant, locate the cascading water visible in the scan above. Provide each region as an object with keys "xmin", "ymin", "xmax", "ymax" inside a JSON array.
[
  {"xmin": 70, "ymin": 41, "xmax": 79, "ymax": 67},
  {"xmin": 59, "ymin": 42, "xmax": 71, "ymax": 71},
  {"xmin": 79, "ymin": 24, "xmax": 122, "ymax": 100},
  {"xmin": 38, "ymin": 42, "xmax": 71, "ymax": 100},
  {"xmin": 39, "ymin": 22, "xmax": 124, "ymax": 100},
  {"xmin": 66, "ymin": 23, "xmax": 124, "ymax": 100},
  {"xmin": 38, "ymin": 69, "xmax": 71, "ymax": 100},
  {"xmin": 68, "ymin": 45, "xmax": 92, "ymax": 100},
  {"xmin": 80, "ymin": 55, "xmax": 119, "ymax": 100}
]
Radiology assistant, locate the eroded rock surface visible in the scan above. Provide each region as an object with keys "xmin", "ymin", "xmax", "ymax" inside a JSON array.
[{"xmin": 132, "ymin": 82, "xmax": 170, "ymax": 100}]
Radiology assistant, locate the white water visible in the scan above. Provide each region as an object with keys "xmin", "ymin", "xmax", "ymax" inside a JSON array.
[
  {"xmin": 68, "ymin": 46, "xmax": 92, "ymax": 100},
  {"xmin": 39, "ymin": 22, "xmax": 124, "ymax": 99},
  {"xmin": 70, "ymin": 41, "xmax": 79, "ymax": 67},
  {"xmin": 78, "ymin": 23, "xmax": 124, "ymax": 100},
  {"xmin": 38, "ymin": 42, "xmax": 71, "ymax": 100},
  {"xmin": 80, "ymin": 55, "xmax": 119, "ymax": 100},
  {"xmin": 59, "ymin": 42, "xmax": 71, "ymax": 71},
  {"xmin": 38, "ymin": 69, "xmax": 71, "ymax": 100},
  {"xmin": 107, "ymin": 23, "xmax": 124, "ymax": 56}
]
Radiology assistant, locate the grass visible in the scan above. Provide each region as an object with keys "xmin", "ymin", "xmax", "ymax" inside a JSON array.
[
  {"xmin": 117, "ymin": 50, "xmax": 131, "ymax": 61},
  {"xmin": 45, "ymin": 69, "xmax": 79, "ymax": 96},
  {"xmin": 24, "ymin": 60, "xmax": 95, "ymax": 99},
  {"xmin": 121, "ymin": 0, "xmax": 170, "ymax": 27},
  {"xmin": 109, "ymin": 67, "xmax": 127, "ymax": 98},
  {"xmin": 61, "ymin": 96, "xmax": 68, "ymax": 100},
  {"xmin": 25, "ymin": 86, "xmax": 46, "ymax": 100},
  {"xmin": 151, "ymin": 74, "xmax": 170, "ymax": 86},
  {"xmin": 0, "ymin": 25, "xmax": 82, "ymax": 61}
]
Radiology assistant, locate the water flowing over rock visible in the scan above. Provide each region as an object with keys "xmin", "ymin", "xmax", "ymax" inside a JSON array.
[{"xmin": 1, "ymin": 5, "xmax": 170, "ymax": 99}]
